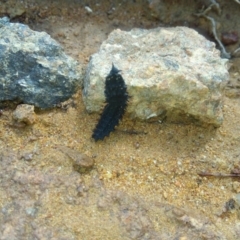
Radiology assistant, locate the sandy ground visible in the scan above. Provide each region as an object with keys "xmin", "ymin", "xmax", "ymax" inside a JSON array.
[{"xmin": 1, "ymin": 0, "xmax": 240, "ymax": 239}]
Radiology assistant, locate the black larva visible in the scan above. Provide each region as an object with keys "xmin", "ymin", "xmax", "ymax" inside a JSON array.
[{"xmin": 92, "ymin": 64, "xmax": 129, "ymax": 141}]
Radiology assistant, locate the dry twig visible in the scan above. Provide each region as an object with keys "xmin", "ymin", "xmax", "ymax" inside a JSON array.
[
  {"xmin": 194, "ymin": 0, "xmax": 231, "ymax": 59},
  {"xmin": 233, "ymin": 0, "xmax": 240, "ymax": 4},
  {"xmin": 232, "ymin": 47, "xmax": 240, "ymax": 57}
]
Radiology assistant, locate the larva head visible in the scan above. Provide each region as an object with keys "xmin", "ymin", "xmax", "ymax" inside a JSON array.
[{"xmin": 109, "ymin": 63, "xmax": 121, "ymax": 76}]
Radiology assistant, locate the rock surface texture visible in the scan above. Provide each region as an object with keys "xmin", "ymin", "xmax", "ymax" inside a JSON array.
[
  {"xmin": 0, "ymin": 17, "xmax": 81, "ymax": 109},
  {"xmin": 83, "ymin": 27, "xmax": 229, "ymax": 126}
]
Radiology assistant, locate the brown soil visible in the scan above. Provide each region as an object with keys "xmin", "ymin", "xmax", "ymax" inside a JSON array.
[{"xmin": 1, "ymin": 0, "xmax": 240, "ymax": 239}]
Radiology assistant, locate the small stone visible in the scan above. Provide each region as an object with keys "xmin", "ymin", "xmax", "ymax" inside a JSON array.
[
  {"xmin": 73, "ymin": 30, "xmax": 79, "ymax": 37},
  {"xmin": 13, "ymin": 104, "xmax": 37, "ymax": 125},
  {"xmin": 85, "ymin": 6, "xmax": 93, "ymax": 13},
  {"xmin": 232, "ymin": 181, "xmax": 240, "ymax": 193},
  {"xmin": 8, "ymin": 6, "xmax": 26, "ymax": 19},
  {"xmin": 135, "ymin": 142, "xmax": 140, "ymax": 149},
  {"xmin": 221, "ymin": 31, "xmax": 238, "ymax": 46},
  {"xmin": 224, "ymin": 199, "xmax": 235, "ymax": 211},
  {"xmin": 234, "ymin": 193, "xmax": 240, "ymax": 208},
  {"xmin": 73, "ymin": 154, "xmax": 94, "ymax": 173},
  {"xmin": 163, "ymin": 191, "xmax": 168, "ymax": 199},
  {"xmin": 58, "ymin": 146, "xmax": 94, "ymax": 173},
  {"xmin": 21, "ymin": 152, "xmax": 34, "ymax": 161},
  {"xmin": 27, "ymin": 136, "xmax": 38, "ymax": 142},
  {"xmin": 25, "ymin": 207, "xmax": 38, "ymax": 217}
]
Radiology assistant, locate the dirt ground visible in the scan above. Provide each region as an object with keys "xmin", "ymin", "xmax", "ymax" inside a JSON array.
[{"xmin": 1, "ymin": 0, "xmax": 240, "ymax": 239}]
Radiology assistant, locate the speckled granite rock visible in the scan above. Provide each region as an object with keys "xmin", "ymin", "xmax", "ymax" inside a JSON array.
[
  {"xmin": 83, "ymin": 27, "xmax": 229, "ymax": 126},
  {"xmin": 0, "ymin": 17, "xmax": 81, "ymax": 109}
]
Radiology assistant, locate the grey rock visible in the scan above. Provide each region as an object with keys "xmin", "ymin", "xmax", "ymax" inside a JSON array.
[
  {"xmin": 0, "ymin": 17, "xmax": 81, "ymax": 109},
  {"xmin": 83, "ymin": 27, "xmax": 229, "ymax": 126}
]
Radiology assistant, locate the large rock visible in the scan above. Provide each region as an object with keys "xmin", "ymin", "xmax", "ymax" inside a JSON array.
[
  {"xmin": 0, "ymin": 17, "xmax": 81, "ymax": 109},
  {"xmin": 83, "ymin": 27, "xmax": 229, "ymax": 126}
]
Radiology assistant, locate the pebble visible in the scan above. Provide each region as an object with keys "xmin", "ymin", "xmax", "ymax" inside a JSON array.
[
  {"xmin": 234, "ymin": 193, "xmax": 240, "ymax": 208},
  {"xmin": 25, "ymin": 207, "xmax": 38, "ymax": 217},
  {"xmin": 232, "ymin": 181, "xmax": 240, "ymax": 193},
  {"xmin": 163, "ymin": 191, "xmax": 168, "ymax": 199},
  {"xmin": 12, "ymin": 104, "xmax": 37, "ymax": 125},
  {"xmin": 21, "ymin": 152, "xmax": 34, "ymax": 161},
  {"xmin": 57, "ymin": 146, "xmax": 94, "ymax": 173},
  {"xmin": 85, "ymin": 6, "xmax": 93, "ymax": 13},
  {"xmin": 221, "ymin": 31, "xmax": 238, "ymax": 45}
]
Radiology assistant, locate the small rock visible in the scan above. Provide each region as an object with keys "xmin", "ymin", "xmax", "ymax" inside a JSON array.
[
  {"xmin": 221, "ymin": 31, "xmax": 238, "ymax": 46},
  {"xmin": 20, "ymin": 151, "xmax": 35, "ymax": 161},
  {"xmin": 13, "ymin": 104, "xmax": 37, "ymax": 125},
  {"xmin": 85, "ymin": 6, "xmax": 93, "ymax": 14},
  {"xmin": 147, "ymin": 0, "xmax": 167, "ymax": 21},
  {"xmin": 58, "ymin": 146, "xmax": 94, "ymax": 173},
  {"xmin": 27, "ymin": 136, "xmax": 38, "ymax": 142},
  {"xmin": 25, "ymin": 207, "xmax": 38, "ymax": 217},
  {"xmin": 234, "ymin": 193, "xmax": 240, "ymax": 208},
  {"xmin": 8, "ymin": 6, "xmax": 26, "ymax": 19},
  {"xmin": 163, "ymin": 191, "xmax": 168, "ymax": 199},
  {"xmin": 224, "ymin": 198, "xmax": 235, "ymax": 211},
  {"xmin": 232, "ymin": 181, "xmax": 240, "ymax": 193}
]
